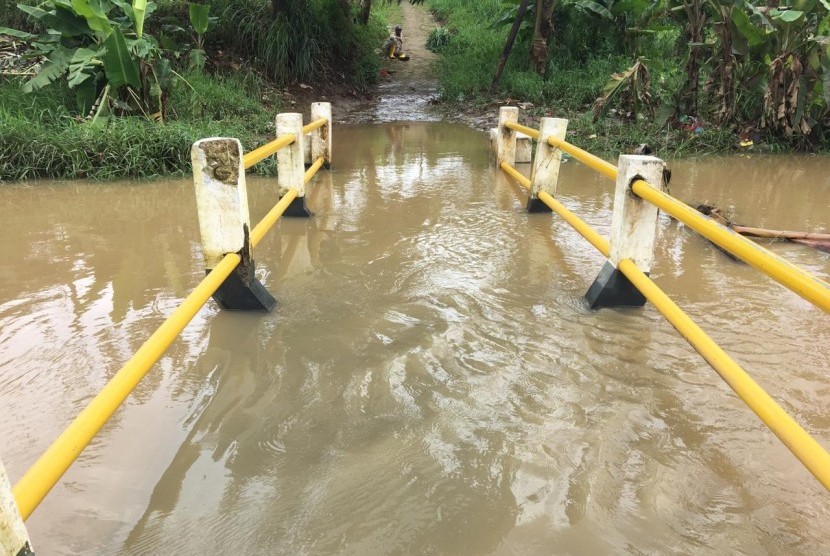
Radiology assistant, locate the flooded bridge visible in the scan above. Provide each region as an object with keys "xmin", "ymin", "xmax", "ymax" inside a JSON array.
[{"xmin": 1, "ymin": 119, "xmax": 830, "ymax": 554}]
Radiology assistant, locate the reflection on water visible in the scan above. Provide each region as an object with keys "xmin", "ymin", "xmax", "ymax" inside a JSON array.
[{"xmin": 0, "ymin": 126, "xmax": 828, "ymax": 555}]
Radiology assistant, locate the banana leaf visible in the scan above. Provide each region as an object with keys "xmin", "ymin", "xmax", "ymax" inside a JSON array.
[
  {"xmin": 133, "ymin": 0, "xmax": 147, "ymax": 38},
  {"xmin": 731, "ymin": 9, "xmax": 769, "ymax": 47},
  {"xmin": 71, "ymin": 0, "xmax": 113, "ymax": 35},
  {"xmin": 17, "ymin": 4, "xmax": 90, "ymax": 37},
  {"xmin": 103, "ymin": 26, "xmax": 140, "ymax": 88},
  {"xmin": 22, "ymin": 47, "xmax": 73, "ymax": 92},
  {"xmin": 188, "ymin": 3, "xmax": 210, "ymax": 35},
  {"xmin": 67, "ymin": 46, "xmax": 98, "ymax": 87},
  {"xmin": 188, "ymin": 47, "xmax": 205, "ymax": 71},
  {"xmin": 75, "ymin": 77, "xmax": 98, "ymax": 114},
  {"xmin": 0, "ymin": 26, "xmax": 36, "ymax": 40}
]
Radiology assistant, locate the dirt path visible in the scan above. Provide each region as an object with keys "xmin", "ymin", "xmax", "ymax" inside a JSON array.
[
  {"xmin": 289, "ymin": 3, "xmax": 497, "ymax": 130},
  {"xmin": 338, "ymin": 2, "xmax": 442, "ymax": 124}
]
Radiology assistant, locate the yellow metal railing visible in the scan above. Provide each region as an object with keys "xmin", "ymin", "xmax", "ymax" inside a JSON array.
[
  {"xmin": 499, "ymin": 162, "xmax": 530, "ymax": 190},
  {"xmin": 14, "ymin": 124, "xmax": 330, "ymax": 520},
  {"xmin": 617, "ymin": 258, "xmax": 830, "ymax": 490},
  {"xmin": 499, "ymin": 118, "xmax": 830, "ymax": 491},
  {"xmin": 243, "ymin": 134, "xmax": 297, "ymax": 170},
  {"xmin": 303, "ymin": 117, "xmax": 327, "ymax": 135},
  {"xmin": 536, "ymin": 191, "xmax": 610, "ymax": 257},
  {"xmin": 503, "ymin": 122, "xmax": 830, "ymax": 314},
  {"xmin": 546, "ymin": 136, "xmax": 618, "ymax": 181},
  {"xmin": 629, "ymin": 179, "xmax": 830, "ymax": 314},
  {"xmin": 504, "ymin": 120, "xmax": 540, "ymax": 140}
]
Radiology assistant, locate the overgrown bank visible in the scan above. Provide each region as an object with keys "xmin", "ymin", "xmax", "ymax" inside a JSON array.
[
  {"xmin": 0, "ymin": 0, "xmax": 392, "ymax": 182},
  {"xmin": 0, "ymin": 72, "xmax": 276, "ymax": 181},
  {"xmin": 425, "ymin": 0, "xmax": 830, "ymax": 156}
]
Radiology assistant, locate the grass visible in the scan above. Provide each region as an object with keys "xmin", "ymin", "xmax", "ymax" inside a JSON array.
[
  {"xmin": 423, "ymin": 0, "xmax": 804, "ymax": 156},
  {"xmin": 0, "ymin": 0, "xmax": 397, "ymax": 182},
  {"xmin": 207, "ymin": 0, "xmax": 389, "ymax": 91},
  {"xmin": 0, "ymin": 74, "xmax": 279, "ymax": 182}
]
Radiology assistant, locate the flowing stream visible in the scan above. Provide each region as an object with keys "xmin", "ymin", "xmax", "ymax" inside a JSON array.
[{"xmin": 1, "ymin": 123, "xmax": 829, "ymax": 554}]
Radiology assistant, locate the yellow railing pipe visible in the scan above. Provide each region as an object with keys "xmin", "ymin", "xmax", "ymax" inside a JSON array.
[
  {"xmin": 250, "ymin": 189, "xmax": 298, "ymax": 248},
  {"xmin": 500, "ymin": 162, "xmax": 531, "ymax": 190},
  {"xmin": 503, "ymin": 121, "xmax": 540, "ymax": 140},
  {"xmin": 617, "ymin": 258, "xmax": 830, "ymax": 490},
  {"xmin": 15, "ymin": 188, "xmax": 300, "ymax": 520},
  {"xmin": 12, "ymin": 252, "xmax": 241, "ymax": 519},
  {"xmin": 243, "ymin": 133, "xmax": 297, "ymax": 170},
  {"xmin": 547, "ymin": 137, "xmax": 618, "ymax": 181},
  {"xmin": 304, "ymin": 156, "xmax": 325, "ymax": 185},
  {"xmin": 302, "ymin": 117, "xmax": 327, "ymax": 135},
  {"xmin": 630, "ymin": 179, "xmax": 830, "ymax": 314},
  {"xmin": 537, "ymin": 192, "xmax": 610, "ymax": 257}
]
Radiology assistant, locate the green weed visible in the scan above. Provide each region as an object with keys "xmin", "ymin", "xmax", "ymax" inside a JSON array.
[
  {"xmin": 426, "ymin": 27, "xmax": 452, "ymax": 52},
  {"xmin": 0, "ymin": 77, "xmax": 276, "ymax": 182}
]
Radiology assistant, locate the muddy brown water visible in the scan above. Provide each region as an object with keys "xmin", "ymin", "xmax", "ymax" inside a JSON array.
[{"xmin": 1, "ymin": 123, "xmax": 829, "ymax": 555}]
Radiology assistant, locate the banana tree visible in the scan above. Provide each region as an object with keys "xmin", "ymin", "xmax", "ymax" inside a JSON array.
[
  {"xmin": 758, "ymin": 3, "xmax": 830, "ymax": 139},
  {"xmin": 593, "ymin": 58, "xmax": 654, "ymax": 119},
  {"xmin": 0, "ymin": 0, "xmax": 164, "ymax": 119}
]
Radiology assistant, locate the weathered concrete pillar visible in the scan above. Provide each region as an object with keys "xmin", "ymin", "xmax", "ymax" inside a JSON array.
[
  {"xmin": 1, "ymin": 459, "xmax": 34, "ymax": 556},
  {"xmin": 192, "ymin": 137, "xmax": 276, "ymax": 311},
  {"xmin": 495, "ymin": 106, "xmax": 518, "ymax": 166},
  {"xmin": 490, "ymin": 129, "xmax": 532, "ymax": 163},
  {"xmin": 527, "ymin": 117, "xmax": 568, "ymax": 213},
  {"xmin": 276, "ymin": 113, "xmax": 310, "ymax": 217},
  {"xmin": 310, "ymin": 102, "xmax": 332, "ymax": 169},
  {"xmin": 585, "ymin": 154, "xmax": 667, "ymax": 308}
]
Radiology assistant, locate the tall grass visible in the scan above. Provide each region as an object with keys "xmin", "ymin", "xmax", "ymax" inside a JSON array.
[
  {"xmin": 209, "ymin": 0, "xmax": 388, "ymax": 90},
  {"xmin": 0, "ymin": 77, "xmax": 276, "ymax": 182}
]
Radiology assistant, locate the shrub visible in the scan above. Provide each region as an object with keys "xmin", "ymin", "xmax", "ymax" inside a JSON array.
[{"xmin": 426, "ymin": 27, "xmax": 452, "ymax": 52}]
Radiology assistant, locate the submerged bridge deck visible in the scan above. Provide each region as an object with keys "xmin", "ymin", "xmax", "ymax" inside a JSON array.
[{"xmin": 1, "ymin": 116, "xmax": 829, "ymax": 554}]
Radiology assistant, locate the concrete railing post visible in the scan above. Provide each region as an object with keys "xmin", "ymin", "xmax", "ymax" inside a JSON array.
[
  {"xmin": 527, "ymin": 117, "xmax": 568, "ymax": 213},
  {"xmin": 495, "ymin": 106, "xmax": 518, "ymax": 166},
  {"xmin": 191, "ymin": 137, "xmax": 276, "ymax": 311},
  {"xmin": 311, "ymin": 102, "xmax": 332, "ymax": 169},
  {"xmin": 585, "ymin": 154, "xmax": 667, "ymax": 309},
  {"xmin": 1, "ymin": 459, "xmax": 34, "ymax": 556},
  {"xmin": 276, "ymin": 113, "xmax": 310, "ymax": 217}
]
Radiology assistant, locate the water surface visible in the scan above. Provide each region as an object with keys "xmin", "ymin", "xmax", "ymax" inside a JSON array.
[{"xmin": 1, "ymin": 124, "xmax": 829, "ymax": 555}]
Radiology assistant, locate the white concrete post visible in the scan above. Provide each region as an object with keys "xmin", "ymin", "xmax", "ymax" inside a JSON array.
[
  {"xmin": 310, "ymin": 102, "xmax": 332, "ymax": 168},
  {"xmin": 490, "ymin": 130, "xmax": 532, "ymax": 163},
  {"xmin": 495, "ymin": 106, "xmax": 518, "ymax": 166},
  {"xmin": 527, "ymin": 117, "xmax": 568, "ymax": 212},
  {"xmin": 608, "ymin": 155, "xmax": 667, "ymax": 270},
  {"xmin": 191, "ymin": 137, "xmax": 276, "ymax": 311},
  {"xmin": 276, "ymin": 113, "xmax": 306, "ymax": 199},
  {"xmin": 585, "ymin": 154, "xmax": 667, "ymax": 309},
  {"xmin": 191, "ymin": 137, "xmax": 250, "ymax": 270},
  {"xmin": 1, "ymin": 459, "xmax": 33, "ymax": 556}
]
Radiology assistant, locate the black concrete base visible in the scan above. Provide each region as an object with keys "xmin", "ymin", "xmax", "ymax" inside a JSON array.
[
  {"xmin": 208, "ymin": 265, "xmax": 276, "ymax": 312},
  {"xmin": 526, "ymin": 197, "xmax": 552, "ymax": 213},
  {"xmin": 585, "ymin": 261, "xmax": 647, "ymax": 309},
  {"xmin": 17, "ymin": 541, "xmax": 35, "ymax": 556},
  {"xmin": 284, "ymin": 195, "xmax": 312, "ymax": 217}
]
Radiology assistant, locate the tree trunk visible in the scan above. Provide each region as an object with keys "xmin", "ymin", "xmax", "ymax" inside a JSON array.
[
  {"xmin": 491, "ymin": 0, "xmax": 531, "ymax": 93},
  {"xmin": 530, "ymin": 0, "xmax": 556, "ymax": 75},
  {"xmin": 679, "ymin": 1, "xmax": 705, "ymax": 116},
  {"xmin": 337, "ymin": 0, "xmax": 351, "ymax": 17},
  {"xmin": 359, "ymin": 0, "xmax": 372, "ymax": 24}
]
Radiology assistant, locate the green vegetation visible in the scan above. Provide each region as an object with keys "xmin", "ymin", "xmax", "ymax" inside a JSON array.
[
  {"xmin": 0, "ymin": 0, "xmax": 392, "ymax": 181},
  {"xmin": 427, "ymin": 0, "xmax": 830, "ymax": 153},
  {"xmin": 0, "ymin": 73, "xmax": 275, "ymax": 181}
]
